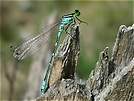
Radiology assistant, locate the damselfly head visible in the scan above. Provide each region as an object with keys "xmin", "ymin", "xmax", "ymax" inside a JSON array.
[{"xmin": 74, "ymin": 10, "xmax": 80, "ymax": 17}]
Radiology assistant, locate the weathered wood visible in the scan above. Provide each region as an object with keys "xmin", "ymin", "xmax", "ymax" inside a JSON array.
[
  {"xmin": 36, "ymin": 24, "xmax": 90, "ymax": 101},
  {"xmin": 36, "ymin": 24, "xmax": 134, "ymax": 101},
  {"xmin": 87, "ymin": 24, "xmax": 134, "ymax": 101}
]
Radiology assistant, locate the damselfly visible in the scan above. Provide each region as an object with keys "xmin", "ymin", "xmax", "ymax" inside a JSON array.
[{"xmin": 10, "ymin": 10, "xmax": 87, "ymax": 93}]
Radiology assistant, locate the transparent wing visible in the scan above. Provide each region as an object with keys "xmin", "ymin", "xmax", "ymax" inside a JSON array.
[{"xmin": 10, "ymin": 20, "xmax": 61, "ymax": 60}]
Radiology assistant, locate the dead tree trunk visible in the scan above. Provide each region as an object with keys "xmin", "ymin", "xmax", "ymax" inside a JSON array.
[{"xmin": 36, "ymin": 24, "xmax": 134, "ymax": 101}]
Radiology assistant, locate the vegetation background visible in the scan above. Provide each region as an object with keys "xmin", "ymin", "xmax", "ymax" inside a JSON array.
[{"xmin": 1, "ymin": 1, "xmax": 133, "ymax": 100}]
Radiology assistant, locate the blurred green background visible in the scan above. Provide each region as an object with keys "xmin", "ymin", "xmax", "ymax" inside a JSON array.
[{"xmin": 1, "ymin": 1, "xmax": 133, "ymax": 100}]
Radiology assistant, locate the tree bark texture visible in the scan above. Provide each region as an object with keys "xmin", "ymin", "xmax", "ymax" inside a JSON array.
[{"xmin": 36, "ymin": 24, "xmax": 134, "ymax": 101}]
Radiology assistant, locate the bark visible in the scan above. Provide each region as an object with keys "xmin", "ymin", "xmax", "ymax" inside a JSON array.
[{"xmin": 36, "ymin": 24, "xmax": 134, "ymax": 101}]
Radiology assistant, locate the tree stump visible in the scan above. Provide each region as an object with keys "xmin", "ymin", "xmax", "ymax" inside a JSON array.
[{"xmin": 36, "ymin": 24, "xmax": 134, "ymax": 101}]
